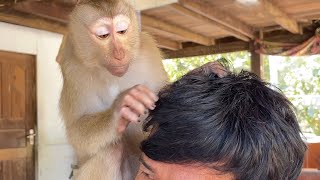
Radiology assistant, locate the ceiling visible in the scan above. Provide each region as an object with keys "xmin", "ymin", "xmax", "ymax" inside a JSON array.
[{"xmin": 0, "ymin": 0, "xmax": 319, "ymax": 58}]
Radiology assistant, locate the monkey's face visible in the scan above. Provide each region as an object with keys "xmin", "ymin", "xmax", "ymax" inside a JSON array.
[{"xmin": 70, "ymin": 1, "xmax": 140, "ymax": 77}]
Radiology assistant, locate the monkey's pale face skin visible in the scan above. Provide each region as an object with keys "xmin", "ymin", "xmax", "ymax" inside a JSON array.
[
  {"xmin": 135, "ymin": 154, "xmax": 234, "ymax": 180},
  {"xmin": 89, "ymin": 14, "xmax": 134, "ymax": 77}
]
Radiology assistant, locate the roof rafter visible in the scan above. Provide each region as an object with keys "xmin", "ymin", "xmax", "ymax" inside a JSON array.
[
  {"xmin": 179, "ymin": 0, "xmax": 255, "ymax": 39},
  {"xmin": 154, "ymin": 36, "xmax": 182, "ymax": 51},
  {"xmin": 259, "ymin": 0, "xmax": 302, "ymax": 34},
  {"xmin": 0, "ymin": 12, "xmax": 67, "ymax": 34},
  {"xmin": 164, "ymin": 41, "xmax": 249, "ymax": 59},
  {"xmin": 141, "ymin": 14, "xmax": 215, "ymax": 46},
  {"xmin": 13, "ymin": 1, "xmax": 70, "ymax": 24},
  {"xmin": 169, "ymin": 3, "xmax": 250, "ymax": 42}
]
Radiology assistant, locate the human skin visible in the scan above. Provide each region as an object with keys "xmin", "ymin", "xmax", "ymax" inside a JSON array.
[{"xmin": 135, "ymin": 154, "xmax": 234, "ymax": 180}]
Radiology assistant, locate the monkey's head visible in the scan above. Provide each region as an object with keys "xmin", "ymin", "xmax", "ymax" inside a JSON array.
[{"xmin": 69, "ymin": 0, "xmax": 140, "ymax": 77}]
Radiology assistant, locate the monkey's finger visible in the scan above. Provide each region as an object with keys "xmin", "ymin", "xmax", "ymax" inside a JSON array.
[
  {"xmin": 120, "ymin": 106, "xmax": 140, "ymax": 123},
  {"xmin": 130, "ymin": 85, "xmax": 157, "ymax": 110},
  {"xmin": 134, "ymin": 85, "xmax": 158, "ymax": 102},
  {"xmin": 117, "ymin": 118, "xmax": 130, "ymax": 134},
  {"xmin": 122, "ymin": 94, "xmax": 146, "ymax": 115}
]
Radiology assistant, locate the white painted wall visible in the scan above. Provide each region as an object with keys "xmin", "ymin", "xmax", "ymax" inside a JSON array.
[{"xmin": 0, "ymin": 22, "xmax": 74, "ymax": 180}]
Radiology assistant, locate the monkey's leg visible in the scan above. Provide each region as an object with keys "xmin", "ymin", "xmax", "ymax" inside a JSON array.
[{"xmin": 74, "ymin": 144, "xmax": 125, "ymax": 180}]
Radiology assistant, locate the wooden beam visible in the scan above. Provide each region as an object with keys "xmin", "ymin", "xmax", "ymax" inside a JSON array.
[
  {"xmin": 142, "ymin": 26, "xmax": 187, "ymax": 42},
  {"xmin": 154, "ymin": 36, "xmax": 182, "ymax": 51},
  {"xmin": 164, "ymin": 41, "xmax": 249, "ymax": 59},
  {"xmin": 259, "ymin": 0, "xmax": 301, "ymax": 34},
  {"xmin": 13, "ymin": 1, "xmax": 71, "ymax": 23},
  {"xmin": 141, "ymin": 14, "xmax": 214, "ymax": 46},
  {"xmin": 169, "ymin": 3, "xmax": 250, "ymax": 42},
  {"xmin": 179, "ymin": 0, "xmax": 254, "ymax": 39},
  {"xmin": 0, "ymin": 12, "xmax": 67, "ymax": 34},
  {"xmin": 130, "ymin": 0, "xmax": 178, "ymax": 10}
]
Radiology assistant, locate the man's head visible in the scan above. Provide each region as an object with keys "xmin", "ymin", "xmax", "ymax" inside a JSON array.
[{"xmin": 136, "ymin": 65, "xmax": 307, "ymax": 180}]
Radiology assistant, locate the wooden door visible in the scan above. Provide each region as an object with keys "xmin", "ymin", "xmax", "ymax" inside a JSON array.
[
  {"xmin": 0, "ymin": 51, "xmax": 36, "ymax": 180},
  {"xmin": 303, "ymin": 142, "xmax": 320, "ymax": 168}
]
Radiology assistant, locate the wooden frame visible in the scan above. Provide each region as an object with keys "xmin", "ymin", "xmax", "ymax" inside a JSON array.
[
  {"xmin": 178, "ymin": 0, "xmax": 255, "ymax": 39},
  {"xmin": 141, "ymin": 14, "xmax": 214, "ymax": 46},
  {"xmin": 164, "ymin": 41, "xmax": 249, "ymax": 59}
]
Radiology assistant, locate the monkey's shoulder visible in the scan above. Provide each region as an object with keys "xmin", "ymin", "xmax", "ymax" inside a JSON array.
[
  {"xmin": 139, "ymin": 32, "xmax": 159, "ymax": 52},
  {"xmin": 60, "ymin": 74, "xmax": 118, "ymax": 118}
]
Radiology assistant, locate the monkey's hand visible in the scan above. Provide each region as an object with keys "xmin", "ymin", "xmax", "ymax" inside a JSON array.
[{"xmin": 114, "ymin": 85, "xmax": 158, "ymax": 134}]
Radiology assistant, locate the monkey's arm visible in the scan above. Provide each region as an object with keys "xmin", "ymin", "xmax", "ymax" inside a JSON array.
[
  {"xmin": 65, "ymin": 108, "xmax": 119, "ymax": 156},
  {"xmin": 62, "ymin": 84, "xmax": 157, "ymax": 156}
]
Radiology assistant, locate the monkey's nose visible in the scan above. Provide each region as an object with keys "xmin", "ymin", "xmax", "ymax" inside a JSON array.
[{"xmin": 113, "ymin": 49, "xmax": 125, "ymax": 60}]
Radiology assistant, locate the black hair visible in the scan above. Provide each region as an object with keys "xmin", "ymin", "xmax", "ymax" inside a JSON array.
[{"xmin": 141, "ymin": 68, "xmax": 307, "ymax": 180}]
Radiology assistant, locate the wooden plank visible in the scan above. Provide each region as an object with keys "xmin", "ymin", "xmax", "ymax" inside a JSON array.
[
  {"xmin": 142, "ymin": 26, "xmax": 187, "ymax": 42},
  {"xmin": 11, "ymin": 66, "xmax": 26, "ymax": 120},
  {"xmin": 179, "ymin": 0, "xmax": 255, "ymax": 39},
  {"xmin": 0, "ymin": 129, "xmax": 26, "ymax": 149},
  {"xmin": 0, "ymin": 162, "xmax": 3, "ymax": 180},
  {"xmin": 0, "ymin": 159, "xmax": 27, "ymax": 180},
  {"xmin": 2, "ymin": 63, "xmax": 11, "ymax": 120},
  {"xmin": 12, "ymin": 159, "xmax": 27, "ymax": 180},
  {"xmin": 141, "ymin": 14, "xmax": 214, "ymax": 46},
  {"xmin": 155, "ymin": 36, "xmax": 182, "ymax": 51},
  {"xmin": 24, "ymin": 55, "xmax": 36, "ymax": 132},
  {"xmin": 132, "ymin": 0, "xmax": 178, "ymax": 10},
  {"xmin": 0, "ymin": 148, "xmax": 27, "ymax": 161},
  {"xmin": 168, "ymin": 3, "xmax": 250, "ymax": 42},
  {"xmin": 2, "ymin": 161, "xmax": 12, "ymax": 180},
  {"xmin": 164, "ymin": 41, "xmax": 249, "ymax": 59},
  {"xmin": 26, "ymin": 143, "xmax": 35, "ymax": 180},
  {"xmin": 0, "ymin": 12, "xmax": 67, "ymax": 34},
  {"xmin": 259, "ymin": 0, "xmax": 301, "ymax": 34},
  {"xmin": 13, "ymin": 1, "xmax": 70, "ymax": 24}
]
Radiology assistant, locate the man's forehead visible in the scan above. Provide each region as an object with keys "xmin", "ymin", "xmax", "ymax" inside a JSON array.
[{"xmin": 140, "ymin": 154, "xmax": 234, "ymax": 180}]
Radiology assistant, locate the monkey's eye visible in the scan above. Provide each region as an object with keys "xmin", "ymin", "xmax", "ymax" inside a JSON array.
[
  {"xmin": 118, "ymin": 30, "xmax": 127, "ymax": 34},
  {"xmin": 95, "ymin": 27, "xmax": 110, "ymax": 39},
  {"xmin": 116, "ymin": 21, "xmax": 129, "ymax": 35}
]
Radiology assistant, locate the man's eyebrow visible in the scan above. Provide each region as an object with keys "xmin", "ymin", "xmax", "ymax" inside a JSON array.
[{"xmin": 139, "ymin": 155, "xmax": 155, "ymax": 173}]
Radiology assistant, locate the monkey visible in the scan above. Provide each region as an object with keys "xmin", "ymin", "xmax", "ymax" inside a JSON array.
[{"xmin": 58, "ymin": 0, "xmax": 167, "ymax": 179}]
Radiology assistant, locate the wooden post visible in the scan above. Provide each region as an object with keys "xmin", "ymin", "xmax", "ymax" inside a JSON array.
[
  {"xmin": 250, "ymin": 30, "xmax": 264, "ymax": 78},
  {"xmin": 250, "ymin": 40, "xmax": 263, "ymax": 78}
]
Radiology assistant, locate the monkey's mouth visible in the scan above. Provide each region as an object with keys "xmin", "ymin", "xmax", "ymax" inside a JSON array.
[{"xmin": 106, "ymin": 64, "xmax": 129, "ymax": 77}]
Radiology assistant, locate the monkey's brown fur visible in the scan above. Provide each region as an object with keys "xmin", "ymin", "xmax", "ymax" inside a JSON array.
[{"xmin": 58, "ymin": 0, "xmax": 167, "ymax": 179}]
